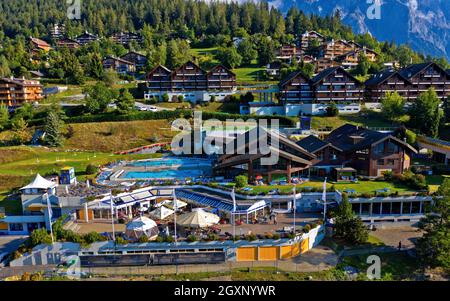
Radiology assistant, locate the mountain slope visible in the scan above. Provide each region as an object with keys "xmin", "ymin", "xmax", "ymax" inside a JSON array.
[{"xmin": 267, "ymin": 0, "xmax": 450, "ymax": 60}]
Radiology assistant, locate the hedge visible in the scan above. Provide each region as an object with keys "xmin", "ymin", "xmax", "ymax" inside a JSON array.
[{"xmin": 24, "ymin": 109, "xmax": 296, "ymax": 127}]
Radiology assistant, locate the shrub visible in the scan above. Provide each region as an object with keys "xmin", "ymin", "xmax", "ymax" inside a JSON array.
[
  {"xmin": 303, "ymin": 224, "xmax": 311, "ymax": 233},
  {"xmin": 246, "ymin": 233, "xmax": 257, "ymax": 241},
  {"xmin": 235, "ymin": 175, "xmax": 248, "ymax": 188},
  {"xmin": 155, "ymin": 236, "xmax": 164, "ymax": 243},
  {"xmin": 138, "ymin": 235, "xmax": 149, "ymax": 243},
  {"xmin": 272, "ymin": 233, "xmax": 280, "ymax": 240},
  {"xmin": 83, "ymin": 231, "xmax": 106, "ymax": 244},
  {"xmin": 187, "ymin": 234, "xmax": 197, "ymax": 242},
  {"xmin": 115, "ymin": 236, "xmax": 128, "ymax": 245},
  {"xmin": 30, "ymin": 228, "xmax": 53, "ymax": 246},
  {"xmin": 85, "ymin": 164, "xmax": 98, "ymax": 175},
  {"xmin": 164, "ymin": 235, "xmax": 175, "ymax": 243},
  {"xmin": 326, "ymin": 102, "xmax": 339, "ymax": 117}
]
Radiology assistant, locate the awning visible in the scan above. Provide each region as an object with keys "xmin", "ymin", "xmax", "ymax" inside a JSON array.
[{"xmin": 20, "ymin": 174, "xmax": 57, "ymax": 190}]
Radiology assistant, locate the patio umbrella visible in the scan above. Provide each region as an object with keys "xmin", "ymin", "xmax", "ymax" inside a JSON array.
[
  {"xmin": 166, "ymin": 199, "xmax": 187, "ymax": 210},
  {"xmin": 125, "ymin": 216, "xmax": 159, "ymax": 241},
  {"xmin": 176, "ymin": 210, "xmax": 220, "ymax": 228},
  {"xmin": 149, "ymin": 206, "xmax": 174, "ymax": 220},
  {"xmin": 255, "ymin": 175, "xmax": 263, "ymax": 180}
]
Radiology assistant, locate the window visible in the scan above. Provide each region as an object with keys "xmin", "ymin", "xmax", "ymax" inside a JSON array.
[
  {"xmin": 9, "ymin": 223, "xmax": 23, "ymax": 231},
  {"xmin": 387, "ymin": 159, "xmax": 395, "ymax": 166},
  {"xmin": 386, "ymin": 142, "xmax": 399, "ymax": 153},
  {"xmin": 377, "ymin": 159, "xmax": 384, "ymax": 166}
]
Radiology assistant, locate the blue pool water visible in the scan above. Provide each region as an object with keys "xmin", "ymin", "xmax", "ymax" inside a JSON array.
[
  {"xmin": 122, "ymin": 169, "xmax": 205, "ymax": 180},
  {"xmin": 120, "ymin": 157, "xmax": 212, "ymax": 180},
  {"xmin": 127, "ymin": 158, "xmax": 211, "ymax": 168}
]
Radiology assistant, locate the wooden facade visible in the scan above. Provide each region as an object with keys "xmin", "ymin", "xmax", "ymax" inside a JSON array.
[
  {"xmin": 0, "ymin": 77, "xmax": 43, "ymax": 106},
  {"xmin": 365, "ymin": 62, "xmax": 450, "ymax": 102},
  {"xmin": 146, "ymin": 61, "xmax": 236, "ymax": 92},
  {"xmin": 102, "ymin": 56, "xmax": 136, "ymax": 74},
  {"xmin": 279, "ymin": 71, "xmax": 314, "ymax": 104},
  {"xmin": 300, "ymin": 31, "xmax": 325, "ymax": 51},
  {"xmin": 120, "ymin": 51, "xmax": 148, "ymax": 69}
]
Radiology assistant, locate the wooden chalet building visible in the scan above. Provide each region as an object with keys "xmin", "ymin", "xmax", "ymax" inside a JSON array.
[
  {"xmin": 0, "ymin": 77, "xmax": 43, "ymax": 107},
  {"xmin": 323, "ymin": 124, "xmax": 417, "ymax": 177},
  {"xmin": 75, "ymin": 32, "xmax": 99, "ymax": 45},
  {"xmin": 214, "ymin": 127, "xmax": 315, "ymax": 183},
  {"xmin": 310, "ymin": 66, "xmax": 363, "ymax": 103},
  {"xmin": 398, "ymin": 62, "xmax": 450, "ymax": 101},
  {"xmin": 318, "ymin": 39, "xmax": 353, "ymax": 61},
  {"xmin": 279, "ymin": 70, "xmax": 314, "ymax": 104},
  {"xmin": 102, "ymin": 56, "xmax": 136, "ymax": 74},
  {"xmin": 364, "ymin": 69, "xmax": 411, "ymax": 103},
  {"xmin": 120, "ymin": 51, "xmax": 148, "ymax": 69},
  {"xmin": 334, "ymin": 47, "xmax": 378, "ymax": 69},
  {"xmin": 277, "ymin": 45, "xmax": 301, "ymax": 61},
  {"xmin": 56, "ymin": 38, "xmax": 81, "ymax": 50},
  {"xmin": 365, "ymin": 62, "xmax": 450, "ymax": 103},
  {"xmin": 144, "ymin": 61, "xmax": 236, "ymax": 102},
  {"xmin": 30, "ymin": 37, "xmax": 51, "ymax": 53},
  {"xmin": 296, "ymin": 135, "xmax": 344, "ymax": 177},
  {"xmin": 112, "ymin": 32, "xmax": 143, "ymax": 45},
  {"xmin": 300, "ymin": 31, "xmax": 325, "ymax": 51}
]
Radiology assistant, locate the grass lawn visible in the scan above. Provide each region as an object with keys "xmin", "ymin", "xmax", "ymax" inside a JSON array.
[
  {"xmin": 155, "ymin": 102, "xmax": 191, "ymax": 109},
  {"xmin": 311, "ymin": 112, "xmax": 399, "ymax": 131},
  {"xmin": 426, "ymin": 175, "xmax": 450, "ymax": 193},
  {"xmin": 243, "ymin": 179, "xmax": 414, "ymax": 195},
  {"xmin": 339, "ymin": 252, "xmax": 420, "ymax": 280},
  {"xmin": 63, "ymin": 119, "xmax": 175, "ymax": 152}
]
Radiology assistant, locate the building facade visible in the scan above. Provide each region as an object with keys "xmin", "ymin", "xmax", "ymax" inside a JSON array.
[
  {"xmin": 102, "ymin": 56, "xmax": 136, "ymax": 74},
  {"xmin": 144, "ymin": 61, "xmax": 237, "ymax": 103},
  {"xmin": 0, "ymin": 77, "xmax": 43, "ymax": 106}
]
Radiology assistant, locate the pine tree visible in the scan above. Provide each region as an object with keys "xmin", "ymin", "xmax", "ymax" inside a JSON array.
[
  {"xmin": 44, "ymin": 110, "xmax": 64, "ymax": 147},
  {"xmin": 0, "ymin": 104, "xmax": 9, "ymax": 131},
  {"xmin": 334, "ymin": 193, "xmax": 369, "ymax": 244},
  {"xmin": 116, "ymin": 88, "xmax": 134, "ymax": 114}
]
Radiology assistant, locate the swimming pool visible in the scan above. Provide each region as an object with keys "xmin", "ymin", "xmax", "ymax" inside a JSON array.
[
  {"xmin": 119, "ymin": 157, "xmax": 213, "ymax": 180},
  {"xmin": 127, "ymin": 158, "xmax": 212, "ymax": 168}
]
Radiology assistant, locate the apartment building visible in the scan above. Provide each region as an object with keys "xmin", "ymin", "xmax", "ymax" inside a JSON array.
[{"xmin": 0, "ymin": 77, "xmax": 43, "ymax": 107}]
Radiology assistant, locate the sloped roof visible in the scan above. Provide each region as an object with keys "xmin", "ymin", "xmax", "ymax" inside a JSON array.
[
  {"xmin": 365, "ymin": 69, "xmax": 411, "ymax": 86},
  {"xmin": 398, "ymin": 62, "xmax": 433, "ymax": 79},
  {"xmin": 207, "ymin": 64, "xmax": 236, "ymax": 76},
  {"xmin": 310, "ymin": 66, "xmax": 359, "ymax": 85},
  {"xmin": 296, "ymin": 135, "xmax": 333, "ymax": 153},
  {"xmin": 30, "ymin": 37, "xmax": 50, "ymax": 47},
  {"xmin": 20, "ymin": 174, "xmax": 57, "ymax": 190},
  {"xmin": 326, "ymin": 124, "xmax": 417, "ymax": 153},
  {"xmin": 280, "ymin": 70, "xmax": 311, "ymax": 87}
]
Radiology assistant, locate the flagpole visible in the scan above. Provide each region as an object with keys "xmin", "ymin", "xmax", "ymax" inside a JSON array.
[
  {"xmin": 231, "ymin": 188, "xmax": 236, "ymax": 240},
  {"xmin": 45, "ymin": 193, "xmax": 54, "ymax": 244},
  {"xmin": 323, "ymin": 177, "xmax": 327, "ymax": 222},
  {"xmin": 110, "ymin": 190, "xmax": 116, "ymax": 242},
  {"xmin": 173, "ymin": 189, "xmax": 177, "ymax": 245},
  {"xmin": 293, "ymin": 186, "xmax": 296, "ymax": 234}
]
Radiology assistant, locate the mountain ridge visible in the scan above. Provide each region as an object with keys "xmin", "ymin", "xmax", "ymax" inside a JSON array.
[{"xmin": 265, "ymin": 0, "xmax": 450, "ymax": 61}]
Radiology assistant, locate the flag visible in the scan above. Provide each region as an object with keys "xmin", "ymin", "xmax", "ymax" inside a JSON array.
[
  {"xmin": 292, "ymin": 186, "xmax": 297, "ymax": 210},
  {"xmin": 231, "ymin": 188, "xmax": 236, "ymax": 212},
  {"xmin": 173, "ymin": 189, "xmax": 178, "ymax": 211},
  {"xmin": 45, "ymin": 193, "xmax": 53, "ymax": 219},
  {"xmin": 322, "ymin": 178, "xmax": 327, "ymax": 202}
]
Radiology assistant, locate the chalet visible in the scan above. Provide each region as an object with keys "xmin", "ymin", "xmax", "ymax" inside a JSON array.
[
  {"xmin": 0, "ymin": 77, "xmax": 43, "ymax": 107},
  {"xmin": 75, "ymin": 32, "xmax": 99, "ymax": 45},
  {"xmin": 50, "ymin": 24, "xmax": 66, "ymax": 40},
  {"xmin": 102, "ymin": 56, "xmax": 136, "ymax": 74},
  {"xmin": 214, "ymin": 127, "xmax": 315, "ymax": 183},
  {"xmin": 266, "ymin": 62, "xmax": 282, "ymax": 77},
  {"xmin": 364, "ymin": 69, "xmax": 411, "ymax": 106},
  {"xmin": 318, "ymin": 39, "xmax": 353, "ymax": 60},
  {"xmin": 277, "ymin": 45, "xmax": 301, "ymax": 61},
  {"xmin": 315, "ymin": 57, "xmax": 337, "ymax": 72},
  {"xmin": 296, "ymin": 135, "xmax": 344, "ymax": 177},
  {"xmin": 112, "ymin": 32, "xmax": 143, "ymax": 45},
  {"xmin": 300, "ymin": 31, "xmax": 325, "ymax": 51},
  {"xmin": 300, "ymin": 55, "xmax": 315, "ymax": 64},
  {"xmin": 398, "ymin": 62, "xmax": 450, "ymax": 101},
  {"xmin": 310, "ymin": 66, "xmax": 363, "ymax": 104},
  {"xmin": 144, "ymin": 61, "xmax": 237, "ymax": 103},
  {"xmin": 206, "ymin": 65, "xmax": 237, "ymax": 91},
  {"xmin": 279, "ymin": 70, "xmax": 314, "ymax": 104},
  {"xmin": 120, "ymin": 51, "xmax": 148, "ymax": 69},
  {"xmin": 30, "ymin": 37, "xmax": 51, "ymax": 53},
  {"xmin": 56, "ymin": 38, "xmax": 81, "ymax": 50},
  {"xmin": 334, "ymin": 47, "xmax": 379, "ymax": 69},
  {"xmin": 325, "ymin": 124, "xmax": 417, "ymax": 177}
]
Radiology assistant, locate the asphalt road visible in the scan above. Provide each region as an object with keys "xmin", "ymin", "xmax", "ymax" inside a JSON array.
[{"xmin": 0, "ymin": 236, "xmax": 28, "ymax": 255}]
